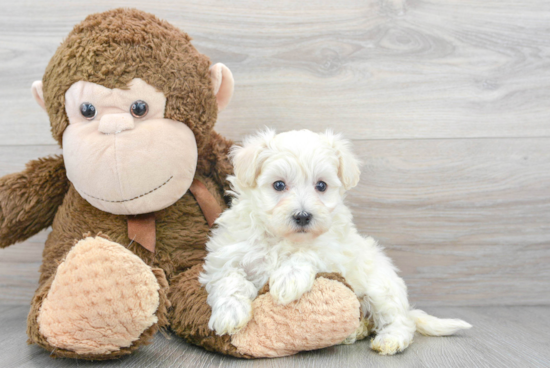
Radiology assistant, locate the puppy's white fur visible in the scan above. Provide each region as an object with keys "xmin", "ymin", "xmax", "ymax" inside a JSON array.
[{"xmin": 200, "ymin": 129, "xmax": 471, "ymax": 355}]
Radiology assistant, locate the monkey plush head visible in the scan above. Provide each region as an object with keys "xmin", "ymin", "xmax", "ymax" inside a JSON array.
[{"xmin": 30, "ymin": 8, "xmax": 233, "ymax": 215}]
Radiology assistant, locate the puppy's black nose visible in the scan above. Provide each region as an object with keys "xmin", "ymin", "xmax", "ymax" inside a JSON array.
[{"xmin": 293, "ymin": 212, "xmax": 312, "ymax": 227}]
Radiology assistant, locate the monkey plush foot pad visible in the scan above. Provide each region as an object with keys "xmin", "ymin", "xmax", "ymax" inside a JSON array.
[
  {"xmin": 231, "ymin": 277, "xmax": 361, "ymax": 357},
  {"xmin": 37, "ymin": 236, "xmax": 163, "ymax": 355}
]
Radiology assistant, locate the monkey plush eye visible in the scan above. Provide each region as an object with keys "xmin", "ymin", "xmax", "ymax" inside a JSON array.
[
  {"xmin": 80, "ymin": 102, "xmax": 97, "ymax": 120},
  {"xmin": 130, "ymin": 100, "xmax": 148, "ymax": 118},
  {"xmin": 273, "ymin": 181, "xmax": 286, "ymax": 191},
  {"xmin": 315, "ymin": 181, "xmax": 327, "ymax": 192}
]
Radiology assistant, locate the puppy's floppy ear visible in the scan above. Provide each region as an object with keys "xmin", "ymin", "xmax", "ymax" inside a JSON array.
[
  {"xmin": 325, "ymin": 131, "xmax": 361, "ymax": 190},
  {"xmin": 231, "ymin": 129, "xmax": 276, "ymax": 188}
]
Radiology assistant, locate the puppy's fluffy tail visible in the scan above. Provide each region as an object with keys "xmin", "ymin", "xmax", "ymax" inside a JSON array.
[{"xmin": 410, "ymin": 309, "xmax": 472, "ymax": 336}]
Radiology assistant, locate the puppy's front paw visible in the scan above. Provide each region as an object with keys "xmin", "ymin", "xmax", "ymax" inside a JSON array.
[
  {"xmin": 209, "ymin": 296, "xmax": 252, "ymax": 336},
  {"xmin": 269, "ymin": 265, "xmax": 315, "ymax": 305},
  {"xmin": 370, "ymin": 331, "xmax": 413, "ymax": 355}
]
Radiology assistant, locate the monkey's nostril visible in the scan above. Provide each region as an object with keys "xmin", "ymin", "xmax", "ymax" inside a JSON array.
[{"xmin": 293, "ymin": 212, "xmax": 312, "ymax": 227}]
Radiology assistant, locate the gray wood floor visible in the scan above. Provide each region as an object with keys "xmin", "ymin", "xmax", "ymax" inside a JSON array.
[
  {"xmin": 1, "ymin": 304, "xmax": 549, "ymax": 368},
  {"xmin": 1, "ymin": 0, "xmax": 550, "ymax": 366}
]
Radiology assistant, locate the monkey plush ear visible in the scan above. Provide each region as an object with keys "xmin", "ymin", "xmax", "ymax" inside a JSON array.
[
  {"xmin": 325, "ymin": 131, "xmax": 361, "ymax": 190},
  {"xmin": 31, "ymin": 81, "xmax": 46, "ymax": 111},
  {"xmin": 231, "ymin": 129, "xmax": 275, "ymax": 188},
  {"xmin": 210, "ymin": 63, "xmax": 234, "ymax": 111}
]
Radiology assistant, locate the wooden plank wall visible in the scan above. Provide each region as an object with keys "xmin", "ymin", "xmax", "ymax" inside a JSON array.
[{"xmin": 0, "ymin": 0, "xmax": 549, "ymax": 306}]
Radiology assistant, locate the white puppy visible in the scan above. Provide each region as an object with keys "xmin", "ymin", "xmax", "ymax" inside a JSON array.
[{"xmin": 200, "ymin": 129, "xmax": 471, "ymax": 355}]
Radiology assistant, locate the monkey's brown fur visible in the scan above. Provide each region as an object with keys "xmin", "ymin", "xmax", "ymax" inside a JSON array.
[
  {"xmin": 0, "ymin": 156, "xmax": 68, "ymax": 248},
  {"xmin": 0, "ymin": 9, "xmax": 242, "ymax": 359},
  {"xmin": 43, "ymin": 8, "xmax": 218, "ymax": 152},
  {"xmin": 0, "ymin": 9, "xmax": 354, "ymax": 360}
]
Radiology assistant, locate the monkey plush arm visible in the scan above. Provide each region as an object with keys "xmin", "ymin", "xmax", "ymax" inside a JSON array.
[
  {"xmin": 198, "ymin": 131, "xmax": 234, "ymax": 203},
  {"xmin": 0, "ymin": 155, "xmax": 69, "ymax": 248}
]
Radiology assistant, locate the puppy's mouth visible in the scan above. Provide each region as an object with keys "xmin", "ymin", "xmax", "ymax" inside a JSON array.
[
  {"xmin": 290, "ymin": 226, "xmax": 324, "ymax": 238},
  {"xmin": 290, "ymin": 224, "xmax": 330, "ymax": 239},
  {"xmin": 281, "ymin": 226, "xmax": 311, "ymax": 238}
]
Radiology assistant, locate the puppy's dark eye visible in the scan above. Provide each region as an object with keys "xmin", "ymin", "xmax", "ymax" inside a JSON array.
[
  {"xmin": 130, "ymin": 100, "xmax": 148, "ymax": 118},
  {"xmin": 315, "ymin": 181, "xmax": 327, "ymax": 192},
  {"xmin": 80, "ymin": 102, "xmax": 97, "ymax": 120},
  {"xmin": 273, "ymin": 181, "xmax": 286, "ymax": 191}
]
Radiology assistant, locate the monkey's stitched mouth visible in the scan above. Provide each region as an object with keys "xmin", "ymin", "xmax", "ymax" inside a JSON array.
[{"xmin": 80, "ymin": 176, "xmax": 173, "ymax": 203}]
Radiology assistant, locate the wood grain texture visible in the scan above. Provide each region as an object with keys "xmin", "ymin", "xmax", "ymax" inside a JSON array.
[
  {"xmin": 0, "ymin": 233, "xmax": 47, "ymax": 306},
  {"xmin": 0, "ymin": 0, "xmax": 549, "ymax": 309},
  {"xmin": 1, "ymin": 304, "xmax": 549, "ymax": 368},
  {"xmin": 354, "ymin": 138, "xmax": 550, "ymax": 247},
  {"xmin": 1, "ymin": 0, "xmax": 550, "ymax": 144}
]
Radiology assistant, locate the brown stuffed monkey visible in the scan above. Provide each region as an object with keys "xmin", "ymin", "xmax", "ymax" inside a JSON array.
[{"xmin": 0, "ymin": 9, "xmax": 364, "ymax": 360}]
